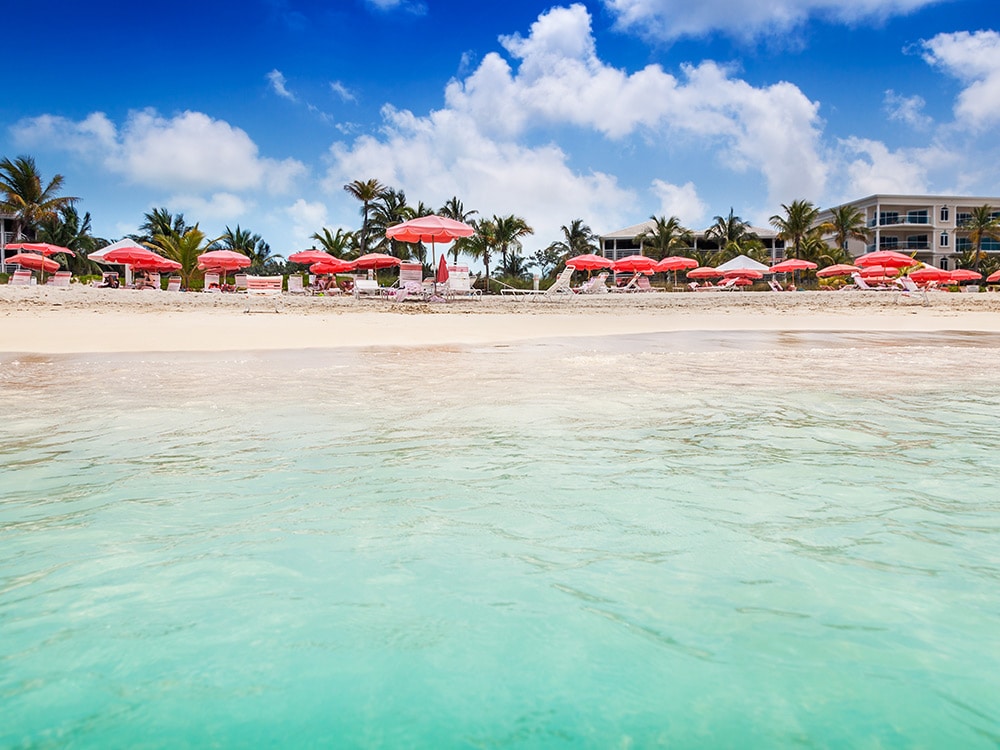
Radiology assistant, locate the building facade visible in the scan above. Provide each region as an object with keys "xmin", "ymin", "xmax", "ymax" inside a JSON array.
[
  {"xmin": 600, "ymin": 220, "xmax": 786, "ymax": 263},
  {"xmin": 817, "ymin": 194, "xmax": 1000, "ymax": 270}
]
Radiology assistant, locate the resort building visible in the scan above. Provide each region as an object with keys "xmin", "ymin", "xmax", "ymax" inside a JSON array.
[
  {"xmin": 816, "ymin": 194, "xmax": 1000, "ymax": 270},
  {"xmin": 600, "ymin": 220, "xmax": 786, "ymax": 263},
  {"xmin": 0, "ymin": 212, "xmax": 18, "ymax": 273}
]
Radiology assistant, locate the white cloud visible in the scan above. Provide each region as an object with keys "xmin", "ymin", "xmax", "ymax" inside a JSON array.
[
  {"xmin": 267, "ymin": 69, "xmax": 296, "ymax": 101},
  {"xmin": 364, "ymin": 0, "xmax": 426, "ymax": 15},
  {"xmin": 604, "ymin": 0, "xmax": 945, "ymax": 42},
  {"xmin": 286, "ymin": 199, "xmax": 329, "ymax": 248},
  {"xmin": 840, "ymin": 137, "xmax": 929, "ymax": 195},
  {"xmin": 330, "ymin": 81, "xmax": 357, "ymax": 103},
  {"xmin": 167, "ymin": 192, "xmax": 251, "ymax": 224},
  {"xmin": 650, "ymin": 180, "xmax": 707, "ymax": 226},
  {"xmin": 884, "ymin": 89, "xmax": 932, "ymax": 129},
  {"xmin": 11, "ymin": 109, "xmax": 306, "ymax": 195},
  {"xmin": 921, "ymin": 30, "xmax": 1000, "ymax": 129}
]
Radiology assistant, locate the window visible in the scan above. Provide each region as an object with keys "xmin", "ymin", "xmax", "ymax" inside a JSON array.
[
  {"xmin": 906, "ymin": 210, "xmax": 928, "ymax": 224},
  {"xmin": 940, "ymin": 232, "xmax": 949, "ymax": 247},
  {"xmin": 906, "ymin": 235, "xmax": 928, "ymax": 249},
  {"xmin": 879, "ymin": 211, "xmax": 899, "ymax": 225},
  {"xmin": 939, "ymin": 258, "xmax": 949, "ymax": 270},
  {"xmin": 956, "ymin": 212, "xmax": 972, "ymax": 227},
  {"xmin": 940, "ymin": 206, "xmax": 950, "ymax": 222},
  {"xmin": 879, "ymin": 236, "xmax": 899, "ymax": 249}
]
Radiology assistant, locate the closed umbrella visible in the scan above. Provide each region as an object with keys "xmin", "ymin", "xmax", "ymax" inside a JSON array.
[{"xmin": 436, "ymin": 254, "xmax": 450, "ymax": 284}]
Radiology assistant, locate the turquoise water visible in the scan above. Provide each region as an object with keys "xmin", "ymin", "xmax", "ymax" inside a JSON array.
[{"xmin": 2, "ymin": 332, "xmax": 999, "ymax": 748}]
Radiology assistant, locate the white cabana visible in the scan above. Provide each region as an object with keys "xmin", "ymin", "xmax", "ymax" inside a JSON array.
[{"xmin": 716, "ymin": 254, "xmax": 770, "ymax": 273}]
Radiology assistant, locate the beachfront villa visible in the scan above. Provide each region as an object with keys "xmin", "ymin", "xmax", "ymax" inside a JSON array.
[
  {"xmin": 817, "ymin": 194, "xmax": 1000, "ymax": 270},
  {"xmin": 600, "ymin": 220, "xmax": 787, "ymax": 263}
]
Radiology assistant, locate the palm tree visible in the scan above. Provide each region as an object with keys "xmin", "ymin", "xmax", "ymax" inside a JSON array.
[
  {"xmin": 960, "ymin": 204, "xmax": 1000, "ymax": 272},
  {"xmin": 218, "ymin": 225, "xmax": 280, "ymax": 274},
  {"xmin": 133, "ymin": 208, "xmax": 187, "ymax": 244},
  {"xmin": 545, "ymin": 218, "xmax": 599, "ymax": 264},
  {"xmin": 0, "ymin": 155, "xmax": 78, "ymax": 241},
  {"xmin": 149, "ymin": 225, "xmax": 219, "ymax": 289},
  {"xmin": 368, "ymin": 188, "xmax": 415, "ymax": 257},
  {"xmin": 465, "ymin": 218, "xmax": 497, "ymax": 291},
  {"xmin": 704, "ymin": 208, "xmax": 764, "ymax": 261},
  {"xmin": 311, "ymin": 227, "xmax": 355, "ymax": 258},
  {"xmin": 343, "ymin": 178, "xmax": 388, "ymax": 255},
  {"xmin": 439, "ymin": 196, "xmax": 479, "ymax": 263},
  {"xmin": 37, "ymin": 205, "xmax": 107, "ymax": 275},
  {"xmin": 492, "ymin": 214, "xmax": 534, "ymax": 274},
  {"xmin": 821, "ymin": 204, "xmax": 871, "ymax": 254},
  {"xmin": 635, "ymin": 215, "xmax": 692, "ymax": 260},
  {"xmin": 770, "ymin": 200, "xmax": 821, "ymax": 260}
]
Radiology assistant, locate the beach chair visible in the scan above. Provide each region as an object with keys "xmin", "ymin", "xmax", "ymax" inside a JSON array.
[
  {"xmin": 46, "ymin": 271, "xmax": 72, "ymax": 287},
  {"xmin": 768, "ymin": 279, "xmax": 786, "ymax": 292},
  {"xmin": 287, "ymin": 275, "xmax": 308, "ymax": 295},
  {"xmin": 851, "ymin": 272, "xmax": 890, "ymax": 291},
  {"xmin": 9, "ymin": 270, "xmax": 32, "ymax": 286},
  {"xmin": 147, "ymin": 272, "xmax": 160, "ymax": 289},
  {"xmin": 234, "ymin": 273, "xmax": 248, "ymax": 291},
  {"xmin": 895, "ymin": 276, "xmax": 928, "ymax": 306},
  {"xmin": 244, "ymin": 275, "xmax": 283, "ymax": 313},
  {"xmin": 635, "ymin": 275, "xmax": 659, "ymax": 292},
  {"xmin": 353, "ymin": 278, "xmax": 387, "ymax": 299},
  {"xmin": 499, "ymin": 266, "xmax": 574, "ymax": 297},
  {"xmin": 399, "ymin": 263, "xmax": 424, "ymax": 289},
  {"xmin": 204, "ymin": 272, "xmax": 221, "ymax": 292},
  {"xmin": 609, "ymin": 272, "xmax": 641, "ymax": 292},
  {"xmin": 575, "ymin": 271, "xmax": 609, "ymax": 294},
  {"xmin": 166, "ymin": 276, "xmax": 181, "ymax": 292},
  {"xmin": 444, "ymin": 266, "xmax": 481, "ymax": 299}
]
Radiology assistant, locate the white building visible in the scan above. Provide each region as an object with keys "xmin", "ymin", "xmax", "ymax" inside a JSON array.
[
  {"xmin": 600, "ymin": 220, "xmax": 786, "ymax": 263},
  {"xmin": 817, "ymin": 194, "xmax": 1000, "ymax": 270}
]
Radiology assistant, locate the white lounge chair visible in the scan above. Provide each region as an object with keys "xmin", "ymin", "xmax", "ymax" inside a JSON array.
[
  {"xmin": 287, "ymin": 275, "xmax": 308, "ymax": 295},
  {"xmin": 234, "ymin": 273, "xmax": 248, "ymax": 291},
  {"xmin": 9, "ymin": 270, "xmax": 32, "ymax": 286},
  {"xmin": 499, "ymin": 266, "xmax": 575, "ymax": 297},
  {"xmin": 354, "ymin": 278, "xmax": 387, "ymax": 299},
  {"xmin": 768, "ymin": 279, "xmax": 786, "ymax": 292},
  {"xmin": 204, "ymin": 272, "xmax": 221, "ymax": 292},
  {"xmin": 575, "ymin": 272, "xmax": 609, "ymax": 294},
  {"xmin": 851, "ymin": 272, "xmax": 890, "ymax": 291},
  {"xmin": 895, "ymin": 276, "xmax": 928, "ymax": 305},
  {"xmin": 694, "ymin": 277, "xmax": 738, "ymax": 291},
  {"xmin": 244, "ymin": 275, "xmax": 283, "ymax": 313},
  {"xmin": 46, "ymin": 271, "xmax": 72, "ymax": 287},
  {"xmin": 166, "ymin": 276, "xmax": 181, "ymax": 291},
  {"xmin": 444, "ymin": 266, "xmax": 481, "ymax": 299}
]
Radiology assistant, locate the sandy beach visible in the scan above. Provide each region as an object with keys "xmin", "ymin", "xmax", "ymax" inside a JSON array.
[{"xmin": 1, "ymin": 285, "xmax": 999, "ymax": 354}]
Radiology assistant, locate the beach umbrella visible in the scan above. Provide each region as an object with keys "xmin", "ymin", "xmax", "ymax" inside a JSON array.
[
  {"xmin": 612, "ymin": 255, "xmax": 658, "ymax": 273},
  {"xmin": 385, "ymin": 215, "xmax": 474, "ymax": 293},
  {"xmin": 6, "ymin": 252, "xmax": 60, "ymax": 273},
  {"xmin": 566, "ymin": 253, "xmax": 614, "ymax": 271},
  {"xmin": 104, "ymin": 246, "xmax": 162, "ymax": 265},
  {"xmin": 860, "ymin": 265, "xmax": 899, "ymax": 278},
  {"xmin": 986, "ymin": 270, "xmax": 1000, "ymax": 283},
  {"xmin": 949, "ymin": 269, "xmax": 982, "ymax": 282},
  {"xmin": 722, "ymin": 268, "xmax": 763, "ymax": 279},
  {"xmin": 288, "ymin": 250, "xmax": 337, "ymax": 265},
  {"xmin": 130, "ymin": 255, "xmax": 182, "ymax": 272},
  {"xmin": 655, "ymin": 256, "xmax": 699, "ymax": 272},
  {"xmin": 436, "ymin": 254, "xmax": 450, "ymax": 284},
  {"xmin": 816, "ymin": 264, "xmax": 861, "ymax": 278},
  {"xmin": 309, "ymin": 257, "xmax": 355, "ymax": 275},
  {"xmin": 197, "ymin": 250, "xmax": 252, "ymax": 271},
  {"xmin": 908, "ymin": 267, "xmax": 952, "ymax": 284},
  {"xmin": 5, "ymin": 241, "xmax": 75, "ymax": 257},
  {"xmin": 687, "ymin": 266, "xmax": 723, "ymax": 279},
  {"xmin": 354, "ymin": 253, "xmax": 402, "ymax": 274},
  {"xmin": 854, "ymin": 250, "xmax": 916, "ymax": 268},
  {"xmin": 770, "ymin": 259, "xmax": 817, "ymax": 273}
]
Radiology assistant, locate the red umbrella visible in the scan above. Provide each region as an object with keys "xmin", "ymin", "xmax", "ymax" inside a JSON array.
[
  {"xmin": 104, "ymin": 247, "xmax": 163, "ymax": 265},
  {"xmin": 7, "ymin": 252, "xmax": 60, "ymax": 273},
  {"xmin": 131, "ymin": 256, "xmax": 182, "ymax": 272},
  {"xmin": 5, "ymin": 241, "xmax": 75, "ymax": 257},
  {"xmin": 722, "ymin": 268, "xmax": 763, "ymax": 279},
  {"xmin": 816, "ymin": 264, "xmax": 861, "ymax": 278},
  {"xmin": 854, "ymin": 250, "xmax": 916, "ymax": 268},
  {"xmin": 567, "ymin": 253, "xmax": 614, "ymax": 271},
  {"xmin": 770, "ymin": 259, "xmax": 817, "ymax": 273},
  {"xmin": 986, "ymin": 270, "xmax": 1000, "ymax": 283},
  {"xmin": 950, "ymin": 269, "xmax": 982, "ymax": 282},
  {"xmin": 197, "ymin": 250, "xmax": 252, "ymax": 271},
  {"xmin": 386, "ymin": 215, "xmax": 474, "ymax": 293},
  {"xmin": 732, "ymin": 277, "xmax": 754, "ymax": 286},
  {"xmin": 354, "ymin": 253, "xmax": 402, "ymax": 271},
  {"xmin": 310, "ymin": 257, "xmax": 355, "ymax": 275},
  {"xmin": 655, "ymin": 256, "xmax": 698, "ymax": 272},
  {"xmin": 860, "ymin": 265, "xmax": 899, "ymax": 278},
  {"xmin": 613, "ymin": 255, "xmax": 658, "ymax": 273},
  {"xmin": 289, "ymin": 250, "xmax": 337, "ymax": 265},
  {"xmin": 908, "ymin": 267, "xmax": 952, "ymax": 284},
  {"xmin": 687, "ymin": 266, "xmax": 723, "ymax": 279}
]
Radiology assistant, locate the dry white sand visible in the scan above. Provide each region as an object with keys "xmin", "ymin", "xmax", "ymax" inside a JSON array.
[{"xmin": 1, "ymin": 285, "xmax": 999, "ymax": 354}]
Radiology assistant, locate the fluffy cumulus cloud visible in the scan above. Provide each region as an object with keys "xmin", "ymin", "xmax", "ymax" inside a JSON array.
[
  {"xmin": 835, "ymin": 137, "xmax": 968, "ymax": 197},
  {"xmin": 168, "ymin": 192, "xmax": 251, "ymax": 221},
  {"xmin": 650, "ymin": 180, "xmax": 706, "ymax": 226},
  {"xmin": 921, "ymin": 30, "xmax": 1000, "ymax": 129},
  {"xmin": 285, "ymin": 198, "xmax": 329, "ymax": 247},
  {"xmin": 883, "ymin": 90, "xmax": 932, "ymax": 129},
  {"xmin": 604, "ymin": 0, "xmax": 945, "ymax": 41},
  {"xmin": 327, "ymin": 3, "xmax": 827, "ymax": 240},
  {"xmin": 12, "ymin": 109, "xmax": 306, "ymax": 194}
]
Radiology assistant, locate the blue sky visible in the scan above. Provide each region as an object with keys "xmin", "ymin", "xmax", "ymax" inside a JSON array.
[{"xmin": 4, "ymin": 0, "xmax": 999, "ymax": 255}]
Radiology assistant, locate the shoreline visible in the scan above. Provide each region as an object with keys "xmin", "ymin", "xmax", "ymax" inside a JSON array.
[{"xmin": 2, "ymin": 286, "xmax": 999, "ymax": 354}]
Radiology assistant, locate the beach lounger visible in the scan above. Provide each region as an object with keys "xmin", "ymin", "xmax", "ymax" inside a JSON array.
[
  {"xmin": 244, "ymin": 275, "xmax": 283, "ymax": 313},
  {"xmin": 768, "ymin": 279, "xmax": 786, "ymax": 292},
  {"xmin": 354, "ymin": 278, "xmax": 388, "ymax": 299},
  {"xmin": 500, "ymin": 267, "xmax": 574, "ymax": 297},
  {"xmin": 234, "ymin": 273, "xmax": 248, "ymax": 291},
  {"xmin": 204, "ymin": 272, "xmax": 221, "ymax": 292},
  {"xmin": 46, "ymin": 271, "xmax": 72, "ymax": 287},
  {"xmin": 851, "ymin": 272, "xmax": 891, "ymax": 291},
  {"xmin": 9, "ymin": 270, "xmax": 32, "ymax": 286},
  {"xmin": 165, "ymin": 276, "xmax": 181, "ymax": 291},
  {"xmin": 575, "ymin": 271, "xmax": 609, "ymax": 294},
  {"xmin": 444, "ymin": 266, "xmax": 481, "ymax": 299},
  {"xmin": 895, "ymin": 276, "xmax": 928, "ymax": 305},
  {"xmin": 287, "ymin": 275, "xmax": 309, "ymax": 295},
  {"xmin": 693, "ymin": 278, "xmax": 738, "ymax": 291}
]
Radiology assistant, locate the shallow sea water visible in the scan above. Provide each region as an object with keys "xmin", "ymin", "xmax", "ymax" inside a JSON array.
[{"xmin": 2, "ymin": 331, "xmax": 1000, "ymax": 748}]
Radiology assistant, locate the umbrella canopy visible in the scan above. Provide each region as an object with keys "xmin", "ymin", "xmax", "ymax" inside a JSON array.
[
  {"xmin": 908, "ymin": 267, "xmax": 952, "ymax": 284},
  {"xmin": 288, "ymin": 250, "xmax": 337, "ymax": 265},
  {"xmin": 5, "ymin": 241, "xmax": 75, "ymax": 257},
  {"xmin": 436, "ymin": 255, "xmax": 450, "ymax": 284},
  {"xmin": 613, "ymin": 254, "xmax": 658, "ymax": 273},
  {"xmin": 385, "ymin": 215, "xmax": 475, "ymax": 244},
  {"xmin": 197, "ymin": 250, "xmax": 252, "ymax": 271},
  {"xmin": 770, "ymin": 259, "xmax": 817, "ymax": 273},
  {"xmin": 854, "ymin": 250, "xmax": 916, "ymax": 268},
  {"xmin": 860, "ymin": 265, "xmax": 899, "ymax": 278},
  {"xmin": 566, "ymin": 253, "xmax": 614, "ymax": 270},
  {"xmin": 722, "ymin": 268, "xmax": 763, "ymax": 279},
  {"xmin": 950, "ymin": 269, "xmax": 983, "ymax": 282},
  {"xmin": 7, "ymin": 252, "xmax": 60, "ymax": 272},
  {"xmin": 816, "ymin": 264, "xmax": 861, "ymax": 278},
  {"xmin": 309, "ymin": 257, "xmax": 356, "ymax": 275},
  {"xmin": 716, "ymin": 254, "xmax": 769, "ymax": 273},
  {"xmin": 89, "ymin": 239, "xmax": 150, "ymax": 265},
  {"xmin": 655, "ymin": 256, "xmax": 699, "ymax": 272},
  {"xmin": 104, "ymin": 246, "xmax": 163, "ymax": 265},
  {"xmin": 986, "ymin": 270, "xmax": 1000, "ymax": 283},
  {"xmin": 354, "ymin": 253, "xmax": 402, "ymax": 271},
  {"xmin": 688, "ymin": 266, "xmax": 723, "ymax": 279},
  {"xmin": 131, "ymin": 255, "xmax": 182, "ymax": 272}
]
